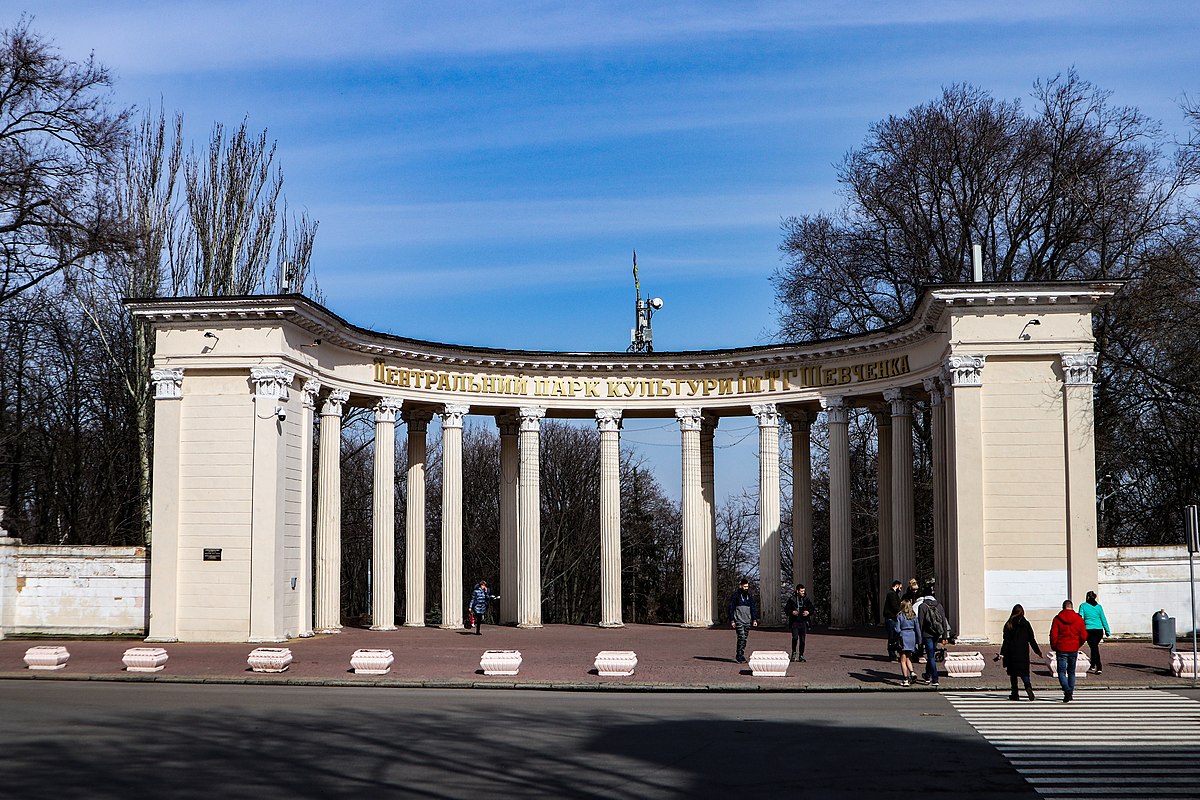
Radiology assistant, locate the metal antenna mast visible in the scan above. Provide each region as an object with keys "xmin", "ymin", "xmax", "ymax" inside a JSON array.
[{"xmin": 628, "ymin": 250, "xmax": 663, "ymax": 352}]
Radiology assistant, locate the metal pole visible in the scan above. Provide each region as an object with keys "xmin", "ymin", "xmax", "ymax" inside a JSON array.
[{"xmin": 1191, "ymin": 549, "xmax": 1197, "ymax": 687}]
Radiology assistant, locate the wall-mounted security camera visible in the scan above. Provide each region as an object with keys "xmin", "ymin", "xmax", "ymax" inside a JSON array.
[{"xmin": 276, "ymin": 406, "xmax": 287, "ymax": 421}]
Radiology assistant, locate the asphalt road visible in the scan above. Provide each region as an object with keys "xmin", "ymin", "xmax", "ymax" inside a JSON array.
[{"xmin": 0, "ymin": 682, "xmax": 1057, "ymax": 799}]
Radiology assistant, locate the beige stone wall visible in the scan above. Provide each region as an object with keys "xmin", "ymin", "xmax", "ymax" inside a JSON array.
[
  {"xmin": 177, "ymin": 372, "xmax": 254, "ymax": 640},
  {"xmin": 6, "ymin": 546, "xmax": 147, "ymax": 635},
  {"xmin": 981, "ymin": 355, "xmax": 1069, "ymax": 637}
]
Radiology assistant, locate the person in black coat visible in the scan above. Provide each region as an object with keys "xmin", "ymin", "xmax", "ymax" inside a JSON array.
[
  {"xmin": 999, "ymin": 603, "xmax": 1043, "ymax": 701},
  {"xmin": 882, "ymin": 580, "xmax": 902, "ymax": 661},
  {"xmin": 784, "ymin": 584, "xmax": 816, "ymax": 662}
]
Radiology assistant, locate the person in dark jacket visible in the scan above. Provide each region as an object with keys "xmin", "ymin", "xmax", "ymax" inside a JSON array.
[
  {"xmin": 1050, "ymin": 599, "xmax": 1089, "ymax": 702},
  {"xmin": 784, "ymin": 583, "xmax": 816, "ymax": 662},
  {"xmin": 999, "ymin": 603, "xmax": 1042, "ymax": 701},
  {"xmin": 466, "ymin": 580, "xmax": 499, "ymax": 635},
  {"xmin": 916, "ymin": 593, "xmax": 950, "ymax": 688},
  {"xmin": 727, "ymin": 577, "xmax": 759, "ymax": 664},
  {"xmin": 882, "ymin": 580, "xmax": 902, "ymax": 662}
]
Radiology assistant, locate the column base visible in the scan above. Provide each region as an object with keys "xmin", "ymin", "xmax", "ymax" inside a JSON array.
[
  {"xmin": 143, "ymin": 636, "xmax": 179, "ymax": 643},
  {"xmin": 954, "ymin": 635, "xmax": 991, "ymax": 645},
  {"xmin": 517, "ymin": 622, "xmax": 543, "ymax": 629},
  {"xmin": 369, "ymin": 624, "xmax": 399, "ymax": 631},
  {"xmin": 248, "ymin": 636, "xmax": 288, "ymax": 644},
  {"xmin": 681, "ymin": 621, "xmax": 712, "ymax": 628},
  {"xmin": 314, "ymin": 626, "xmax": 343, "ymax": 634},
  {"xmin": 598, "ymin": 621, "xmax": 625, "ymax": 628},
  {"xmin": 439, "ymin": 623, "xmax": 464, "ymax": 630},
  {"xmin": 403, "ymin": 622, "xmax": 426, "ymax": 628},
  {"xmin": 298, "ymin": 630, "xmax": 315, "ymax": 638}
]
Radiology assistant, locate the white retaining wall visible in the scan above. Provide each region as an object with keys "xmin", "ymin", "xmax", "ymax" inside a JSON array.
[
  {"xmin": 1098, "ymin": 546, "xmax": 1198, "ymax": 638},
  {"xmin": 0, "ymin": 540, "xmax": 148, "ymax": 637}
]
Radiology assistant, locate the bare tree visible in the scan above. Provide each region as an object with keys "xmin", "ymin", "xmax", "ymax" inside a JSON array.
[{"xmin": 0, "ymin": 17, "xmax": 127, "ymax": 305}]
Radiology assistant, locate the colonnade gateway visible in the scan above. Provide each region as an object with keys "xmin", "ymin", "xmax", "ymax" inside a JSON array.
[{"xmin": 128, "ymin": 281, "xmax": 1119, "ymax": 645}]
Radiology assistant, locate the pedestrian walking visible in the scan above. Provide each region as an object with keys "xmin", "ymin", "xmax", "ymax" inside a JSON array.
[
  {"xmin": 895, "ymin": 599, "xmax": 922, "ymax": 686},
  {"xmin": 1079, "ymin": 590, "xmax": 1111, "ymax": 674},
  {"xmin": 916, "ymin": 591, "xmax": 950, "ymax": 687},
  {"xmin": 784, "ymin": 583, "xmax": 815, "ymax": 662},
  {"xmin": 466, "ymin": 579, "xmax": 499, "ymax": 635},
  {"xmin": 727, "ymin": 577, "xmax": 759, "ymax": 664},
  {"xmin": 903, "ymin": 578, "xmax": 921, "ymax": 604},
  {"xmin": 882, "ymin": 579, "xmax": 902, "ymax": 661},
  {"xmin": 999, "ymin": 603, "xmax": 1042, "ymax": 701},
  {"xmin": 1050, "ymin": 599, "xmax": 1088, "ymax": 702}
]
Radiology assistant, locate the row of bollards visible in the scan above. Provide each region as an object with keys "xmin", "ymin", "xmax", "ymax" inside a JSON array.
[{"xmin": 21, "ymin": 645, "xmax": 644, "ymax": 678}]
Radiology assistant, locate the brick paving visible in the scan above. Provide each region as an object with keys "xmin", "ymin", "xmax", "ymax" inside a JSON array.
[{"xmin": 0, "ymin": 623, "xmax": 1189, "ymax": 691}]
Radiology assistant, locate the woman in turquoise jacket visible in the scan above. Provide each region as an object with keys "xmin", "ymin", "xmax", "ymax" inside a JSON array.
[{"xmin": 1079, "ymin": 590, "xmax": 1111, "ymax": 674}]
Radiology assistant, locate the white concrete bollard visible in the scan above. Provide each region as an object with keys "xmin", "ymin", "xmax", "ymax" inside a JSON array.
[
  {"xmin": 24, "ymin": 645, "xmax": 69, "ymax": 670},
  {"xmin": 480, "ymin": 649, "xmax": 521, "ymax": 676},
  {"xmin": 350, "ymin": 648, "xmax": 394, "ymax": 675},
  {"xmin": 748, "ymin": 650, "xmax": 790, "ymax": 677},
  {"xmin": 247, "ymin": 647, "xmax": 293, "ymax": 673},
  {"xmin": 122, "ymin": 647, "xmax": 169, "ymax": 672},
  {"xmin": 594, "ymin": 650, "xmax": 637, "ymax": 676}
]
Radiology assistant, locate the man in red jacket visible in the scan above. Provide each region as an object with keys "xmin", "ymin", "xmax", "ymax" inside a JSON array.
[{"xmin": 1050, "ymin": 600, "xmax": 1089, "ymax": 703}]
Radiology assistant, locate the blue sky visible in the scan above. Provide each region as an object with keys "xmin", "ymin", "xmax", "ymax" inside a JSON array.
[{"xmin": 22, "ymin": 1, "xmax": 1200, "ymax": 500}]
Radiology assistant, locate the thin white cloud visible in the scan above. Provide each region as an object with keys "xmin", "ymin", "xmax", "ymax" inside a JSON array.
[{"xmin": 20, "ymin": 0, "xmax": 1110, "ymax": 76}]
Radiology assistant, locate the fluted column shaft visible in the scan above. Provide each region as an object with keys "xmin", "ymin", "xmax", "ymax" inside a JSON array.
[
  {"xmin": 315, "ymin": 389, "xmax": 349, "ymax": 633},
  {"xmin": 297, "ymin": 379, "xmax": 321, "ymax": 638},
  {"xmin": 677, "ymin": 407, "xmax": 710, "ymax": 627},
  {"xmin": 874, "ymin": 409, "xmax": 893, "ymax": 614},
  {"xmin": 884, "ymin": 389, "xmax": 915, "ymax": 585},
  {"xmin": 597, "ymin": 408, "xmax": 623, "ymax": 627},
  {"xmin": 784, "ymin": 409, "xmax": 816, "ymax": 592},
  {"xmin": 517, "ymin": 407, "xmax": 546, "ymax": 627},
  {"xmin": 925, "ymin": 377, "xmax": 948, "ymax": 602},
  {"xmin": 753, "ymin": 404, "xmax": 782, "ymax": 625},
  {"xmin": 370, "ymin": 398, "xmax": 401, "ymax": 630},
  {"xmin": 440, "ymin": 404, "xmax": 469, "ymax": 629},
  {"xmin": 825, "ymin": 396, "xmax": 853, "ymax": 628},
  {"xmin": 402, "ymin": 408, "xmax": 433, "ymax": 626},
  {"xmin": 700, "ymin": 415, "xmax": 719, "ymax": 621},
  {"xmin": 497, "ymin": 414, "xmax": 520, "ymax": 625}
]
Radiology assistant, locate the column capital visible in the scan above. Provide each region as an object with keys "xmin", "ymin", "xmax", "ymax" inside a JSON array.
[
  {"xmin": 946, "ymin": 354, "xmax": 986, "ymax": 387},
  {"xmin": 374, "ymin": 396, "xmax": 402, "ymax": 423},
  {"xmin": 250, "ymin": 367, "xmax": 295, "ymax": 401},
  {"xmin": 495, "ymin": 412, "xmax": 520, "ymax": 437},
  {"xmin": 150, "ymin": 367, "xmax": 184, "ymax": 400},
  {"xmin": 301, "ymin": 378, "xmax": 322, "ymax": 409},
  {"xmin": 1060, "ymin": 352, "xmax": 1099, "ymax": 386},
  {"xmin": 781, "ymin": 407, "xmax": 819, "ymax": 429},
  {"xmin": 701, "ymin": 413, "xmax": 720, "ymax": 436},
  {"xmin": 676, "ymin": 407, "xmax": 703, "ymax": 432},
  {"xmin": 441, "ymin": 403, "xmax": 470, "ymax": 429},
  {"xmin": 922, "ymin": 376, "xmax": 945, "ymax": 406},
  {"xmin": 401, "ymin": 407, "xmax": 434, "ymax": 432},
  {"xmin": 822, "ymin": 395, "xmax": 850, "ymax": 425},
  {"xmin": 751, "ymin": 403, "xmax": 780, "ymax": 427},
  {"xmin": 882, "ymin": 388, "xmax": 912, "ymax": 417},
  {"xmin": 518, "ymin": 406, "xmax": 546, "ymax": 432},
  {"xmin": 321, "ymin": 388, "xmax": 350, "ymax": 417},
  {"xmin": 595, "ymin": 407, "xmax": 623, "ymax": 432},
  {"xmin": 870, "ymin": 404, "xmax": 893, "ymax": 426}
]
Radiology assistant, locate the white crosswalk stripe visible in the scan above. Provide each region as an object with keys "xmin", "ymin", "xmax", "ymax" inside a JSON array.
[{"xmin": 944, "ymin": 689, "xmax": 1200, "ymax": 799}]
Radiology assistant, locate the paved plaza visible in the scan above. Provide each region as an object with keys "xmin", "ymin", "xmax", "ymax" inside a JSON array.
[{"xmin": 1, "ymin": 624, "xmax": 1189, "ymax": 691}]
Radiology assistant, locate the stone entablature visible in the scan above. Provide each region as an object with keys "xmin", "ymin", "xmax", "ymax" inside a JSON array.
[{"xmin": 126, "ymin": 282, "xmax": 1118, "ymax": 415}]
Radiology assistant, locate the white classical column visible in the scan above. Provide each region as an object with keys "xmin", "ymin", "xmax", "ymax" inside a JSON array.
[
  {"xmin": 783, "ymin": 408, "xmax": 817, "ymax": 592},
  {"xmin": 146, "ymin": 367, "xmax": 184, "ymax": 642},
  {"xmin": 946, "ymin": 354, "xmax": 987, "ymax": 642},
  {"xmin": 440, "ymin": 403, "xmax": 469, "ymax": 629},
  {"xmin": 1062, "ymin": 352, "xmax": 1100, "ymax": 600},
  {"xmin": 677, "ymin": 407, "xmax": 711, "ymax": 627},
  {"xmin": 824, "ymin": 396, "xmax": 853, "ymax": 628},
  {"xmin": 315, "ymin": 388, "xmax": 349, "ymax": 633},
  {"xmin": 873, "ymin": 407, "xmax": 893, "ymax": 613},
  {"xmin": 402, "ymin": 408, "xmax": 433, "ymax": 627},
  {"xmin": 517, "ymin": 406, "xmax": 546, "ymax": 628},
  {"xmin": 248, "ymin": 367, "xmax": 294, "ymax": 643},
  {"xmin": 297, "ymin": 378, "xmax": 320, "ymax": 637},
  {"xmin": 596, "ymin": 408, "xmax": 624, "ymax": 627},
  {"xmin": 753, "ymin": 403, "xmax": 782, "ymax": 626},
  {"xmin": 700, "ymin": 414, "xmax": 719, "ymax": 622},
  {"xmin": 884, "ymin": 388, "xmax": 915, "ymax": 586},
  {"xmin": 496, "ymin": 413, "xmax": 520, "ymax": 625},
  {"xmin": 370, "ymin": 397, "xmax": 401, "ymax": 631},
  {"xmin": 924, "ymin": 376, "xmax": 948, "ymax": 602}
]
